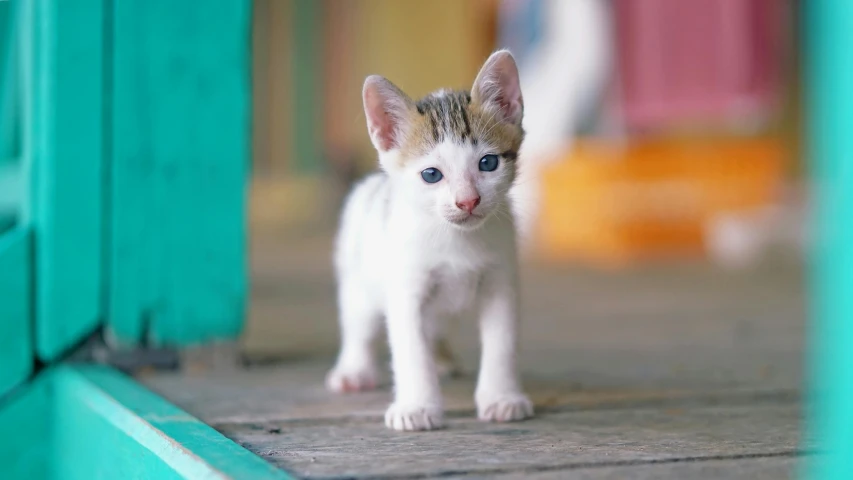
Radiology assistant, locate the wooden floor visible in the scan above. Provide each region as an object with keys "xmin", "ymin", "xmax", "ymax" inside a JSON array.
[{"xmin": 142, "ymin": 228, "xmax": 806, "ymax": 479}]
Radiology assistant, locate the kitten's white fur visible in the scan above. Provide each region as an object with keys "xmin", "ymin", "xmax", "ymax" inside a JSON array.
[{"xmin": 327, "ymin": 51, "xmax": 533, "ymax": 431}]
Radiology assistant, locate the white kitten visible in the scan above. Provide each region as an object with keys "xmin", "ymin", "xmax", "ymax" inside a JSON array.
[{"xmin": 326, "ymin": 50, "xmax": 534, "ymax": 431}]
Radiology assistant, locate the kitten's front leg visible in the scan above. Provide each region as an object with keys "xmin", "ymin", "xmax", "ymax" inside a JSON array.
[
  {"xmin": 475, "ymin": 269, "xmax": 534, "ymax": 422},
  {"xmin": 384, "ymin": 291, "xmax": 444, "ymax": 431}
]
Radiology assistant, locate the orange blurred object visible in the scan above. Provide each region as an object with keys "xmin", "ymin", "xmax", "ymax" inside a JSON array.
[{"xmin": 534, "ymin": 136, "xmax": 785, "ymax": 267}]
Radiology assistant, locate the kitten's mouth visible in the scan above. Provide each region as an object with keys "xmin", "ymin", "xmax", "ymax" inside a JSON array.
[{"xmin": 447, "ymin": 213, "xmax": 487, "ymax": 228}]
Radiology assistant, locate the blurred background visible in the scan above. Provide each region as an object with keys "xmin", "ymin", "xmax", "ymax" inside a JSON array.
[{"xmin": 245, "ymin": 0, "xmax": 806, "ymax": 375}]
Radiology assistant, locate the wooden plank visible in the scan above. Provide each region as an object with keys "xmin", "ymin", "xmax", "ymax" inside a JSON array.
[
  {"xmin": 803, "ymin": 1, "xmax": 853, "ymax": 479},
  {"xmin": 25, "ymin": 0, "xmax": 104, "ymax": 361},
  {"xmin": 109, "ymin": 0, "xmax": 251, "ymax": 346},
  {"xmin": 500, "ymin": 458, "xmax": 797, "ymax": 480},
  {"xmin": 216, "ymin": 401, "xmax": 800, "ymax": 478},
  {"xmin": 0, "ymin": 227, "xmax": 32, "ymax": 397}
]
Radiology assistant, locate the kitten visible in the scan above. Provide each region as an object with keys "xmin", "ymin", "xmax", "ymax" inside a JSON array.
[{"xmin": 326, "ymin": 50, "xmax": 534, "ymax": 431}]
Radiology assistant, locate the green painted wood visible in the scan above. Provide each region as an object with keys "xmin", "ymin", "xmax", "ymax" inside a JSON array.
[
  {"xmin": 292, "ymin": 0, "xmax": 324, "ymax": 174},
  {"xmin": 65, "ymin": 366, "xmax": 293, "ymax": 480},
  {"xmin": 0, "ymin": 366, "xmax": 291, "ymax": 480},
  {"xmin": 1, "ymin": 0, "xmax": 21, "ymax": 232},
  {"xmin": 0, "ymin": 162, "xmax": 21, "ymax": 231},
  {"xmin": 0, "ymin": 372, "xmax": 52, "ymax": 480},
  {"xmin": 0, "ymin": 227, "xmax": 32, "ymax": 397},
  {"xmin": 25, "ymin": 0, "xmax": 105, "ymax": 361},
  {"xmin": 1, "ymin": 0, "xmax": 20, "ymax": 162},
  {"xmin": 109, "ymin": 0, "xmax": 251, "ymax": 347},
  {"xmin": 803, "ymin": 2, "xmax": 853, "ymax": 479}
]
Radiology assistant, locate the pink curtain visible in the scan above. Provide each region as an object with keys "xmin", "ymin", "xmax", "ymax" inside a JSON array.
[{"xmin": 613, "ymin": 0, "xmax": 784, "ymax": 131}]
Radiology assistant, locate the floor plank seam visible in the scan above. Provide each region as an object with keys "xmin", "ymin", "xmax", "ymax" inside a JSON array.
[
  {"xmin": 207, "ymin": 388, "xmax": 800, "ymax": 429},
  {"xmin": 311, "ymin": 450, "xmax": 803, "ymax": 480}
]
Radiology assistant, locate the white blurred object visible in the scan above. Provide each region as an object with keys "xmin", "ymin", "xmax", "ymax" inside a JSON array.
[
  {"xmin": 508, "ymin": 0, "xmax": 613, "ymax": 251},
  {"xmin": 705, "ymin": 194, "xmax": 808, "ymax": 269},
  {"xmin": 705, "ymin": 212, "xmax": 769, "ymax": 269},
  {"xmin": 518, "ymin": 0, "xmax": 613, "ymax": 161}
]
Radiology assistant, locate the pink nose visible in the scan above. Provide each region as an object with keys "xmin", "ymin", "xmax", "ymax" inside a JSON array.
[{"xmin": 455, "ymin": 196, "xmax": 481, "ymax": 214}]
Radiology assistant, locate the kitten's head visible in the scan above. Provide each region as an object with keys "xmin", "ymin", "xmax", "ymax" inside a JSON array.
[{"xmin": 362, "ymin": 50, "xmax": 524, "ymax": 230}]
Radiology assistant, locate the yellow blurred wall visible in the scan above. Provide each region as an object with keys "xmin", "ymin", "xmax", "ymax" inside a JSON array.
[
  {"xmin": 348, "ymin": 0, "xmax": 495, "ymax": 169},
  {"xmin": 253, "ymin": 0, "xmax": 497, "ymax": 177},
  {"xmin": 253, "ymin": 0, "xmax": 294, "ymax": 178}
]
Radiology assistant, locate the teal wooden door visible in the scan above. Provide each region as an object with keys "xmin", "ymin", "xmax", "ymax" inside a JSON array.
[
  {"xmin": 2, "ymin": 0, "xmax": 112, "ymax": 393},
  {"xmin": 2, "ymin": 0, "xmax": 105, "ymax": 370},
  {"xmin": 0, "ymin": 0, "xmax": 105, "ymax": 368},
  {"xmin": 0, "ymin": 3, "xmax": 266, "ymax": 476},
  {"xmin": 108, "ymin": 0, "xmax": 251, "ymax": 348},
  {"xmin": 26, "ymin": 0, "xmax": 106, "ymax": 362},
  {"xmin": 1, "ymin": 0, "xmax": 251, "ymax": 392},
  {"xmin": 0, "ymin": 0, "xmax": 32, "ymax": 397},
  {"xmin": 0, "ymin": 227, "xmax": 32, "ymax": 397},
  {"xmin": 2, "ymin": 0, "xmax": 103, "ymax": 394}
]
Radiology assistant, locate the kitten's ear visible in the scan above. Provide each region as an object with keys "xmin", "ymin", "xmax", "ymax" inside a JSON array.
[
  {"xmin": 362, "ymin": 75, "xmax": 414, "ymax": 152},
  {"xmin": 471, "ymin": 50, "xmax": 523, "ymax": 126}
]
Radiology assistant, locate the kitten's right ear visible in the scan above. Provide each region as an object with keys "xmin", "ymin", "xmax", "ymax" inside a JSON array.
[
  {"xmin": 362, "ymin": 76, "xmax": 413, "ymax": 152},
  {"xmin": 472, "ymin": 50, "xmax": 523, "ymax": 126}
]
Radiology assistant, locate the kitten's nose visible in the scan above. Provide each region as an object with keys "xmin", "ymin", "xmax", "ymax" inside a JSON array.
[{"xmin": 455, "ymin": 196, "xmax": 481, "ymax": 214}]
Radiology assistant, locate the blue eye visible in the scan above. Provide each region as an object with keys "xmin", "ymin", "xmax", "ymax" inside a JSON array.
[
  {"xmin": 421, "ymin": 168, "xmax": 443, "ymax": 184},
  {"xmin": 479, "ymin": 154, "xmax": 499, "ymax": 172}
]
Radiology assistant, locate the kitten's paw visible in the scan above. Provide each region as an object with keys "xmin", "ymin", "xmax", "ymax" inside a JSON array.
[
  {"xmin": 384, "ymin": 403, "xmax": 444, "ymax": 431},
  {"xmin": 476, "ymin": 392, "xmax": 534, "ymax": 423},
  {"xmin": 325, "ymin": 365, "xmax": 378, "ymax": 394}
]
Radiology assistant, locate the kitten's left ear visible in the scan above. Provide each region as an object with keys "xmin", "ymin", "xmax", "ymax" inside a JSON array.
[
  {"xmin": 472, "ymin": 50, "xmax": 523, "ymax": 126},
  {"xmin": 363, "ymin": 75, "xmax": 414, "ymax": 153}
]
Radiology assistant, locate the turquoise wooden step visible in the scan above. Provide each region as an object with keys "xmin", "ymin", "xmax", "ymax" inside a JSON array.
[{"xmin": 0, "ymin": 366, "xmax": 292, "ymax": 479}]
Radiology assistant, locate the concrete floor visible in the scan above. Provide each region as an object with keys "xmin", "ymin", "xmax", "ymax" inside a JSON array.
[{"xmin": 142, "ymin": 228, "xmax": 807, "ymax": 479}]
